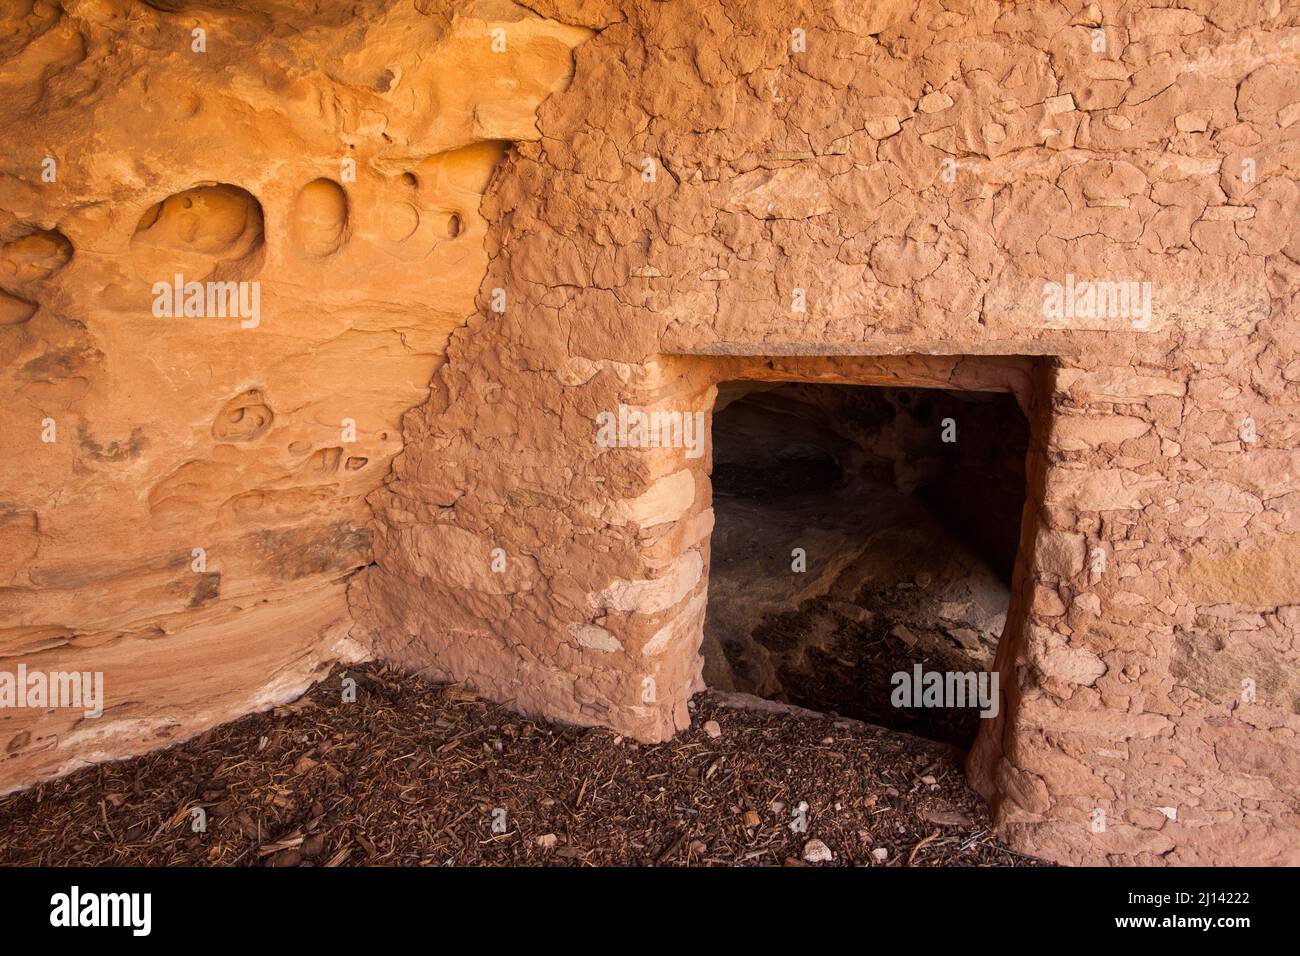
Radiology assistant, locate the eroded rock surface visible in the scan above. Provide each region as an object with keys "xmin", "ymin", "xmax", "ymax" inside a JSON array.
[{"xmin": 0, "ymin": 0, "xmax": 590, "ymax": 791}]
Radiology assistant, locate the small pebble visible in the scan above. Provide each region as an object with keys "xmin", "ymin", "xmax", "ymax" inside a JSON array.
[{"xmin": 803, "ymin": 839, "xmax": 834, "ymax": 863}]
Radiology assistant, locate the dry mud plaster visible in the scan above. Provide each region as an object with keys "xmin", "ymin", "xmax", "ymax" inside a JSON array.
[{"xmin": 3, "ymin": 0, "xmax": 1299, "ymax": 867}]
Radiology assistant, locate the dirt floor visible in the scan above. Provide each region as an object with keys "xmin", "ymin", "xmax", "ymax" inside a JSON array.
[
  {"xmin": 0, "ymin": 663, "xmax": 1045, "ymax": 867},
  {"xmin": 749, "ymin": 593, "xmax": 995, "ymax": 746},
  {"xmin": 703, "ymin": 474, "xmax": 1012, "ymax": 745}
]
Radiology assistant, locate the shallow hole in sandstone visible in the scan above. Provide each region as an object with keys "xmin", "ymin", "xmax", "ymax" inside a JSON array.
[
  {"xmin": 701, "ymin": 380, "xmax": 1029, "ymax": 747},
  {"xmin": 130, "ymin": 182, "xmax": 265, "ymax": 283}
]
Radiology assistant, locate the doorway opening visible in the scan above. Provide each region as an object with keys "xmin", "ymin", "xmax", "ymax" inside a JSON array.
[{"xmin": 701, "ymin": 380, "xmax": 1030, "ymax": 747}]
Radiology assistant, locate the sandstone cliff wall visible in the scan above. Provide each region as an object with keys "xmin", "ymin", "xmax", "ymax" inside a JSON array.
[{"xmin": 0, "ymin": 0, "xmax": 589, "ymax": 791}]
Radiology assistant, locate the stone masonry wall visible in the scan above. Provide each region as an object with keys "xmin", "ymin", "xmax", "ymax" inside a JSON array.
[{"xmin": 352, "ymin": 0, "xmax": 1300, "ymax": 865}]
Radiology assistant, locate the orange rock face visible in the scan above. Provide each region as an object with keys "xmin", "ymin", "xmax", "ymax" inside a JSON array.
[
  {"xmin": 0, "ymin": 0, "xmax": 589, "ymax": 789},
  {"xmin": 3, "ymin": 0, "xmax": 1299, "ymax": 867}
]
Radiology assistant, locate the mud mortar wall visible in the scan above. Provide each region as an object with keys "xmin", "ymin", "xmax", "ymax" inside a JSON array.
[{"xmin": 352, "ymin": 0, "xmax": 1300, "ymax": 866}]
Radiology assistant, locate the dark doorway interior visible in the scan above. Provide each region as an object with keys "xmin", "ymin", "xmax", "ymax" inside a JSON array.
[{"xmin": 702, "ymin": 381, "xmax": 1029, "ymax": 747}]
